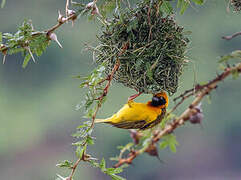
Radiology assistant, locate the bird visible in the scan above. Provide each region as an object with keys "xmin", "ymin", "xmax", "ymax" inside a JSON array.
[{"xmin": 95, "ymin": 91, "xmax": 168, "ymax": 130}]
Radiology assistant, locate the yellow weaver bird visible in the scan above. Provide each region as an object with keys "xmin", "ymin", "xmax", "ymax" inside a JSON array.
[{"xmin": 95, "ymin": 92, "xmax": 168, "ymax": 130}]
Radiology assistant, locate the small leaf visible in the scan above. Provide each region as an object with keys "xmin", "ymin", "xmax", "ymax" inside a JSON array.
[
  {"xmin": 106, "ymin": 167, "xmax": 123, "ymax": 174},
  {"xmin": 182, "ymin": 31, "xmax": 192, "ymax": 35},
  {"xmin": 110, "ymin": 174, "xmax": 126, "ymax": 180},
  {"xmin": 231, "ymin": 69, "xmax": 239, "ymax": 79},
  {"xmin": 109, "ymin": 156, "xmax": 119, "ymax": 161},
  {"xmin": 159, "ymin": 141, "xmax": 168, "ymax": 149},
  {"xmin": 56, "ymin": 174, "xmax": 67, "ymax": 180},
  {"xmin": 180, "ymin": 1, "xmax": 189, "ymax": 15},
  {"xmin": 56, "ymin": 160, "xmax": 74, "ymax": 169},
  {"xmin": 0, "ymin": 32, "xmax": 2, "ymax": 43},
  {"xmin": 1, "ymin": 0, "xmax": 6, "ymax": 8},
  {"xmin": 76, "ymin": 145, "xmax": 86, "ymax": 158},
  {"xmin": 22, "ymin": 53, "xmax": 31, "ymax": 68},
  {"xmin": 86, "ymin": 135, "xmax": 95, "ymax": 145},
  {"xmin": 207, "ymin": 95, "xmax": 212, "ymax": 104},
  {"xmin": 191, "ymin": 0, "xmax": 204, "ymax": 5},
  {"xmin": 177, "ymin": 0, "xmax": 183, "ymax": 8},
  {"xmin": 160, "ymin": 1, "xmax": 173, "ymax": 14},
  {"xmin": 99, "ymin": 158, "xmax": 106, "ymax": 171},
  {"xmin": 169, "ymin": 143, "xmax": 177, "ymax": 153}
]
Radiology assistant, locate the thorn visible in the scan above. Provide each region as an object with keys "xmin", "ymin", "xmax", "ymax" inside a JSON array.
[
  {"xmin": 58, "ymin": 10, "xmax": 64, "ymax": 23},
  {"xmin": 29, "ymin": 48, "xmax": 36, "ymax": 63},
  {"xmin": 86, "ymin": 2, "xmax": 95, "ymax": 9},
  {"xmin": 24, "ymin": 46, "xmax": 36, "ymax": 63},
  {"xmin": 2, "ymin": 54, "xmax": 6, "ymax": 64},
  {"xmin": 156, "ymin": 155, "xmax": 165, "ymax": 164},
  {"xmin": 86, "ymin": 1, "xmax": 101, "ymax": 16},
  {"xmin": 49, "ymin": 32, "xmax": 63, "ymax": 48},
  {"xmin": 56, "ymin": 174, "xmax": 67, "ymax": 180},
  {"xmin": 91, "ymin": 5, "xmax": 100, "ymax": 16},
  {"xmin": 67, "ymin": 9, "xmax": 76, "ymax": 16}
]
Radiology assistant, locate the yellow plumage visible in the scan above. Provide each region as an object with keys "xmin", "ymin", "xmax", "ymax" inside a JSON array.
[{"xmin": 95, "ymin": 92, "xmax": 168, "ymax": 130}]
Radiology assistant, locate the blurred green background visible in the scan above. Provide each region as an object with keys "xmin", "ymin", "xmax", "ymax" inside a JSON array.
[{"xmin": 1, "ymin": 0, "xmax": 241, "ymax": 179}]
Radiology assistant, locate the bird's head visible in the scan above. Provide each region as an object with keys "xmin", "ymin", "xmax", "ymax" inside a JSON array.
[{"xmin": 150, "ymin": 91, "xmax": 168, "ymax": 108}]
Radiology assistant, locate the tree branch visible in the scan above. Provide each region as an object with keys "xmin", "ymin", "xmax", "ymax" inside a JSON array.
[
  {"xmin": 222, "ymin": 31, "xmax": 241, "ymax": 40},
  {"xmin": 66, "ymin": 42, "xmax": 129, "ymax": 180},
  {"xmin": 114, "ymin": 63, "xmax": 241, "ymax": 168}
]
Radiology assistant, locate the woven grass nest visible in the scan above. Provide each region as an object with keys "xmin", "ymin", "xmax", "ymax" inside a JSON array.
[
  {"xmin": 231, "ymin": 0, "xmax": 241, "ymax": 11},
  {"xmin": 95, "ymin": 1, "xmax": 189, "ymax": 95}
]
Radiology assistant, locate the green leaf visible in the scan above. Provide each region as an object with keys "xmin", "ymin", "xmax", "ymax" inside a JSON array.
[
  {"xmin": 22, "ymin": 53, "xmax": 31, "ymax": 68},
  {"xmin": 180, "ymin": 1, "xmax": 189, "ymax": 15},
  {"xmin": 191, "ymin": 0, "xmax": 204, "ymax": 5},
  {"xmin": 177, "ymin": 0, "xmax": 183, "ymax": 8},
  {"xmin": 219, "ymin": 50, "xmax": 241, "ymax": 64},
  {"xmin": 0, "ymin": 32, "xmax": 2, "ymax": 43},
  {"xmin": 160, "ymin": 112, "xmax": 175, "ymax": 129},
  {"xmin": 183, "ymin": 31, "xmax": 192, "ymax": 35},
  {"xmin": 72, "ymin": 140, "xmax": 85, "ymax": 146},
  {"xmin": 106, "ymin": 167, "xmax": 123, "ymax": 174},
  {"xmin": 110, "ymin": 174, "xmax": 126, "ymax": 180},
  {"xmin": 86, "ymin": 135, "xmax": 95, "ymax": 145},
  {"xmin": 110, "ymin": 156, "xmax": 119, "ymax": 161},
  {"xmin": 159, "ymin": 141, "xmax": 168, "ymax": 149},
  {"xmin": 231, "ymin": 69, "xmax": 239, "ymax": 79},
  {"xmin": 89, "ymin": 160, "xmax": 99, "ymax": 168},
  {"xmin": 56, "ymin": 160, "xmax": 74, "ymax": 169},
  {"xmin": 76, "ymin": 145, "xmax": 86, "ymax": 158},
  {"xmin": 207, "ymin": 95, "xmax": 212, "ymax": 104},
  {"xmin": 160, "ymin": 1, "xmax": 173, "ymax": 14},
  {"xmin": 1, "ymin": 0, "xmax": 6, "ymax": 8},
  {"xmin": 160, "ymin": 134, "xmax": 179, "ymax": 153},
  {"xmin": 99, "ymin": 158, "xmax": 106, "ymax": 171},
  {"xmin": 169, "ymin": 143, "xmax": 177, "ymax": 153}
]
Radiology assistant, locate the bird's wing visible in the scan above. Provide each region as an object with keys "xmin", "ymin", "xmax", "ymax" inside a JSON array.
[
  {"xmin": 112, "ymin": 108, "xmax": 166, "ymax": 130},
  {"xmin": 111, "ymin": 120, "xmax": 147, "ymax": 129},
  {"xmin": 140, "ymin": 108, "xmax": 166, "ymax": 130}
]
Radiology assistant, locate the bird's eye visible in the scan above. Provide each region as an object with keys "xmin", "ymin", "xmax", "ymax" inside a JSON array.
[
  {"xmin": 151, "ymin": 96, "xmax": 160, "ymax": 106},
  {"xmin": 158, "ymin": 96, "xmax": 166, "ymax": 106}
]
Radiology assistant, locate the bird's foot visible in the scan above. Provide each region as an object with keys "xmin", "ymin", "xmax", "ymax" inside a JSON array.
[{"xmin": 128, "ymin": 92, "xmax": 142, "ymax": 101}]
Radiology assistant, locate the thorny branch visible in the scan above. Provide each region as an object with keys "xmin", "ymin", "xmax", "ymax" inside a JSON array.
[
  {"xmin": 0, "ymin": 0, "xmax": 81, "ymax": 59},
  {"xmin": 222, "ymin": 31, "xmax": 241, "ymax": 40},
  {"xmin": 114, "ymin": 63, "xmax": 241, "ymax": 168},
  {"xmin": 66, "ymin": 42, "xmax": 129, "ymax": 180}
]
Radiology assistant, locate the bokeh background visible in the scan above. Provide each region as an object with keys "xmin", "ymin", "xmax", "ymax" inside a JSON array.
[{"xmin": 0, "ymin": 0, "xmax": 241, "ymax": 179}]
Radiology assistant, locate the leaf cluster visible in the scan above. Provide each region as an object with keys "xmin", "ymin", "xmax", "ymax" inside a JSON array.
[{"xmin": 0, "ymin": 20, "xmax": 49, "ymax": 67}]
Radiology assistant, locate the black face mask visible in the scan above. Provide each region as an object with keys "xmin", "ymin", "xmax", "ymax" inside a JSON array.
[{"xmin": 151, "ymin": 96, "xmax": 166, "ymax": 107}]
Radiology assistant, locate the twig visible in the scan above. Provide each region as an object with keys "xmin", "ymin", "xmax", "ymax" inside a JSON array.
[
  {"xmin": 222, "ymin": 31, "xmax": 241, "ymax": 40},
  {"xmin": 114, "ymin": 63, "xmax": 241, "ymax": 168},
  {"xmin": 66, "ymin": 0, "xmax": 70, "ymax": 17},
  {"xmin": 46, "ymin": 13, "xmax": 76, "ymax": 34}
]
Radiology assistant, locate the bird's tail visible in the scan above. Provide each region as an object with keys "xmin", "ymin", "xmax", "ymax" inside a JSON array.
[{"xmin": 95, "ymin": 118, "xmax": 111, "ymax": 124}]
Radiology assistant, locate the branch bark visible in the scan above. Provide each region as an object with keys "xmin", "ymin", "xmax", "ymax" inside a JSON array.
[
  {"xmin": 114, "ymin": 63, "xmax": 241, "ymax": 168},
  {"xmin": 222, "ymin": 31, "xmax": 241, "ymax": 40}
]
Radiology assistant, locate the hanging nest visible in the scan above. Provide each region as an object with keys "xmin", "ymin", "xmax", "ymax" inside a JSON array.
[
  {"xmin": 95, "ymin": 1, "xmax": 189, "ymax": 95},
  {"xmin": 231, "ymin": 0, "xmax": 241, "ymax": 11}
]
